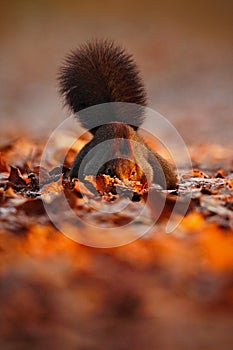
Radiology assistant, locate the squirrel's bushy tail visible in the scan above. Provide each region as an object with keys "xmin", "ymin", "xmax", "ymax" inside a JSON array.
[{"xmin": 58, "ymin": 39, "xmax": 147, "ymax": 132}]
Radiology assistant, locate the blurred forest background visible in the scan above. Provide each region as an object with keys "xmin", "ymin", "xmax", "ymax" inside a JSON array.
[{"xmin": 0, "ymin": 0, "xmax": 232, "ymax": 146}]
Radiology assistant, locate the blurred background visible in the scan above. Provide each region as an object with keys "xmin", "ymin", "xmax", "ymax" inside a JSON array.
[{"xmin": 0, "ymin": 0, "xmax": 232, "ymax": 146}]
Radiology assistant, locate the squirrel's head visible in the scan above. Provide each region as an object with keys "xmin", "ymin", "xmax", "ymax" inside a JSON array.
[{"xmin": 98, "ymin": 158, "xmax": 152, "ymax": 185}]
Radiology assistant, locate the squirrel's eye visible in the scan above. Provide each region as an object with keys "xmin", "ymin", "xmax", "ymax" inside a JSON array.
[
  {"xmin": 106, "ymin": 168, "xmax": 112, "ymax": 176},
  {"xmin": 131, "ymin": 171, "xmax": 136, "ymax": 176}
]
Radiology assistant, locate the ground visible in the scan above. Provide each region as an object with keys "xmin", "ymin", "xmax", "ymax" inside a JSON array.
[{"xmin": 0, "ymin": 135, "xmax": 232, "ymax": 350}]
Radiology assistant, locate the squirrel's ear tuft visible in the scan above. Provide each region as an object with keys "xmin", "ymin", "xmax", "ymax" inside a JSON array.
[{"xmin": 58, "ymin": 39, "xmax": 147, "ymax": 130}]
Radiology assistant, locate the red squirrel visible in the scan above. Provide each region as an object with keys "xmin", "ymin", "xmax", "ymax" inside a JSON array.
[{"xmin": 58, "ymin": 39, "xmax": 177, "ymax": 190}]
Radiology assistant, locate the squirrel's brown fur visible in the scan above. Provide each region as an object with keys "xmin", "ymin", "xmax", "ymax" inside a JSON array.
[
  {"xmin": 58, "ymin": 39, "xmax": 146, "ymax": 131},
  {"xmin": 58, "ymin": 39, "xmax": 177, "ymax": 190}
]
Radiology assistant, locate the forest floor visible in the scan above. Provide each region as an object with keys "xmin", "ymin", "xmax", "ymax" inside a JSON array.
[{"xmin": 0, "ymin": 135, "xmax": 232, "ymax": 350}]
